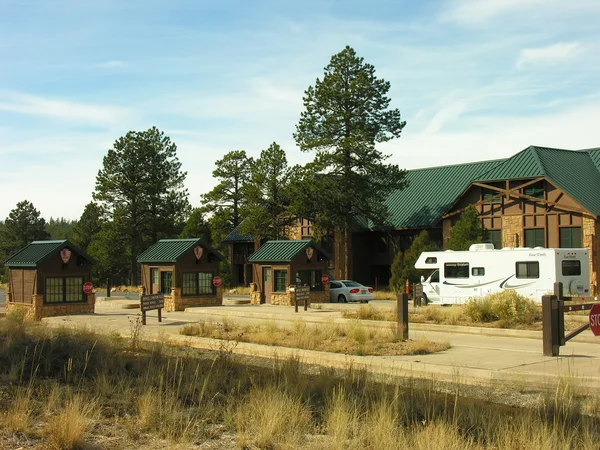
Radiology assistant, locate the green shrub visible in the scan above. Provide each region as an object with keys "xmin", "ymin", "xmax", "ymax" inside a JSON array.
[{"xmin": 463, "ymin": 290, "xmax": 540, "ymax": 325}]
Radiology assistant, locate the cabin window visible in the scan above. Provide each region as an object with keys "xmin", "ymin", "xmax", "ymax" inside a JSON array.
[
  {"xmin": 560, "ymin": 227, "xmax": 582, "ymax": 248},
  {"xmin": 482, "ymin": 188, "xmax": 501, "ymax": 203},
  {"xmin": 524, "ymin": 184, "xmax": 544, "ymax": 199},
  {"xmin": 516, "ymin": 262, "xmax": 539, "ymax": 279},
  {"xmin": 160, "ymin": 271, "xmax": 173, "ymax": 295},
  {"xmin": 524, "ymin": 229, "xmax": 544, "ymax": 248},
  {"xmin": 182, "ymin": 272, "xmax": 214, "ymax": 296},
  {"xmin": 472, "ymin": 267, "xmax": 485, "ymax": 276},
  {"xmin": 485, "ymin": 230, "xmax": 502, "ymax": 249},
  {"xmin": 45, "ymin": 277, "xmax": 84, "ymax": 303},
  {"xmin": 444, "ymin": 263, "xmax": 469, "ymax": 278},
  {"xmin": 274, "ymin": 270, "xmax": 288, "ymax": 292},
  {"xmin": 296, "ymin": 269, "xmax": 323, "ymax": 291},
  {"xmin": 562, "ymin": 260, "xmax": 581, "ymax": 276},
  {"xmin": 425, "ymin": 257, "xmax": 437, "ymax": 264}
]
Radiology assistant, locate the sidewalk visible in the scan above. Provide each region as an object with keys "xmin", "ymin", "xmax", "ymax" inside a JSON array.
[{"xmin": 43, "ymin": 297, "xmax": 600, "ymax": 390}]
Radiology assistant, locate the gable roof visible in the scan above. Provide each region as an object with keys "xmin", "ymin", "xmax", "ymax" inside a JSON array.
[
  {"xmin": 137, "ymin": 238, "xmax": 224, "ymax": 263},
  {"xmin": 248, "ymin": 239, "xmax": 329, "ymax": 263},
  {"xmin": 3, "ymin": 240, "xmax": 96, "ymax": 268},
  {"xmin": 384, "ymin": 158, "xmax": 503, "ymax": 229},
  {"xmin": 222, "ymin": 226, "xmax": 254, "ymax": 243}
]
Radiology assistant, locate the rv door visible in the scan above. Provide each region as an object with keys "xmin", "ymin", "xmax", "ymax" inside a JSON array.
[{"xmin": 423, "ymin": 270, "xmax": 441, "ymax": 303}]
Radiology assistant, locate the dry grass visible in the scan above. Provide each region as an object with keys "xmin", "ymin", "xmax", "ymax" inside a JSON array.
[
  {"xmin": 374, "ymin": 290, "xmax": 396, "ymax": 301},
  {"xmin": 180, "ymin": 318, "xmax": 450, "ymax": 356},
  {"xmin": 2, "ymin": 387, "xmax": 33, "ymax": 433},
  {"xmin": 228, "ymin": 286, "xmax": 252, "ymax": 295},
  {"xmin": 45, "ymin": 393, "xmax": 98, "ymax": 449}
]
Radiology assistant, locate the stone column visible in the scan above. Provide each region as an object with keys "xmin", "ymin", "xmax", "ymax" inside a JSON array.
[
  {"xmin": 502, "ymin": 216, "xmax": 522, "ymax": 248},
  {"xmin": 583, "ymin": 217, "xmax": 597, "ymax": 295},
  {"xmin": 171, "ymin": 287, "xmax": 182, "ymax": 311}
]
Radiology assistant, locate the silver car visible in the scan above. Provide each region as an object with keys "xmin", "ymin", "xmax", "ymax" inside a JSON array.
[{"xmin": 329, "ymin": 280, "xmax": 374, "ymax": 303}]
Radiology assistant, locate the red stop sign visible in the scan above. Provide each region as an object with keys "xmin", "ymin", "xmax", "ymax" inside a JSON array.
[
  {"xmin": 321, "ymin": 274, "xmax": 329, "ymax": 284},
  {"xmin": 590, "ymin": 304, "xmax": 600, "ymax": 336},
  {"xmin": 83, "ymin": 282, "xmax": 93, "ymax": 294},
  {"xmin": 213, "ymin": 276, "xmax": 222, "ymax": 287}
]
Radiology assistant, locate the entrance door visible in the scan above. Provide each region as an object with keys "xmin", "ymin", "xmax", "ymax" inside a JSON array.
[
  {"xmin": 262, "ymin": 267, "xmax": 272, "ymax": 304},
  {"xmin": 150, "ymin": 269, "xmax": 160, "ymax": 294}
]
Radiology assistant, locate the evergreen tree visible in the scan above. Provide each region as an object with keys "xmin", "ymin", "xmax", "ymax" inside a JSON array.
[
  {"xmin": 70, "ymin": 202, "xmax": 103, "ymax": 252},
  {"xmin": 179, "ymin": 208, "xmax": 212, "ymax": 242},
  {"xmin": 0, "ymin": 200, "xmax": 49, "ymax": 261},
  {"xmin": 447, "ymin": 206, "xmax": 483, "ymax": 250},
  {"xmin": 389, "ymin": 231, "xmax": 440, "ymax": 293}
]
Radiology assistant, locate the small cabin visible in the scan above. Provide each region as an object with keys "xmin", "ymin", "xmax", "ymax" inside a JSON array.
[
  {"xmin": 247, "ymin": 240, "xmax": 330, "ymax": 305},
  {"xmin": 3, "ymin": 240, "xmax": 96, "ymax": 320},
  {"xmin": 137, "ymin": 238, "xmax": 225, "ymax": 311}
]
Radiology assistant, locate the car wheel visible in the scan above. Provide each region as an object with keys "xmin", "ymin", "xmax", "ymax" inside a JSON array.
[{"xmin": 338, "ymin": 294, "xmax": 347, "ymax": 303}]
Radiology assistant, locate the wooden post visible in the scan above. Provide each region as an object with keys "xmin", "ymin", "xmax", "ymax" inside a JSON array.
[
  {"xmin": 542, "ymin": 294, "xmax": 560, "ymax": 356},
  {"xmin": 397, "ymin": 292, "xmax": 409, "ymax": 341},
  {"xmin": 142, "ymin": 310, "xmax": 147, "ymax": 326},
  {"xmin": 106, "ymin": 278, "xmax": 111, "ymax": 298},
  {"xmin": 294, "ymin": 288, "xmax": 298, "ymax": 313},
  {"xmin": 304, "ymin": 293, "xmax": 308, "ymax": 311},
  {"xmin": 158, "ymin": 308, "xmax": 162, "ymax": 323}
]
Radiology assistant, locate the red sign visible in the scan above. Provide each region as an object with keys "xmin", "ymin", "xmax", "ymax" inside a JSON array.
[
  {"xmin": 590, "ymin": 304, "xmax": 600, "ymax": 336},
  {"xmin": 213, "ymin": 276, "xmax": 222, "ymax": 287},
  {"xmin": 321, "ymin": 274, "xmax": 329, "ymax": 284},
  {"xmin": 83, "ymin": 282, "xmax": 93, "ymax": 294}
]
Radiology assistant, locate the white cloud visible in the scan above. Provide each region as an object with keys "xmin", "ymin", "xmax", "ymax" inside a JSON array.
[
  {"xmin": 0, "ymin": 91, "xmax": 132, "ymax": 126},
  {"xmin": 517, "ymin": 42, "xmax": 582, "ymax": 68}
]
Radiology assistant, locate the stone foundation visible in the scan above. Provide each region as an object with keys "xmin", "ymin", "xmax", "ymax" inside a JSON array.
[
  {"xmin": 6, "ymin": 293, "xmax": 96, "ymax": 321},
  {"xmin": 249, "ymin": 284, "xmax": 330, "ymax": 305},
  {"xmin": 250, "ymin": 283, "xmax": 261, "ymax": 305},
  {"xmin": 163, "ymin": 287, "xmax": 223, "ymax": 311},
  {"xmin": 583, "ymin": 217, "xmax": 597, "ymax": 295}
]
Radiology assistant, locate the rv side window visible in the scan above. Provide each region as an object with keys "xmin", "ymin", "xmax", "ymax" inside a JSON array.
[
  {"xmin": 516, "ymin": 262, "xmax": 539, "ymax": 279},
  {"xmin": 425, "ymin": 257, "xmax": 437, "ymax": 264},
  {"xmin": 431, "ymin": 270, "xmax": 439, "ymax": 283},
  {"xmin": 562, "ymin": 260, "xmax": 581, "ymax": 276},
  {"xmin": 472, "ymin": 267, "xmax": 485, "ymax": 276},
  {"xmin": 444, "ymin": 263, "xmax": 469, "ymax": 278}
]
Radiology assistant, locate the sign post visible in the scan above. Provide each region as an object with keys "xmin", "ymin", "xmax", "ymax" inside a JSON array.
[
  {"xmin": 294, "ymin": 285, "xmax": 310, "ymax": 312},
  {"xmin": 140, "ymin": 293, "xmax": 165, "ymax": 325}
]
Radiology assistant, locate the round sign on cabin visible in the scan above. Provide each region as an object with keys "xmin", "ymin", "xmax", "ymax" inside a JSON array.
[
  {"xmin": 60, "ymin": 248, "xmax": 72, "ymax": 264},
  {"xmin": 193, "ymin": 246, "xmax": 203, "ymax": 260},
  {"xmin": 213, "ymin": 276, "xmax": 222, "ymax": 287},
  {"xmin": 590, "ymin": 304, "xmax": 600, "ymax": 337},
  {"xmin": 306, "ymin": 247, "xmax": 314, "ymax": 260},
  {"xmin": 321, "ymin": 274, "xmax": 329, "ymax": 284},
  {"xmin": 83, "ymin": 282, "xmax": 93, "ymax": 294}
]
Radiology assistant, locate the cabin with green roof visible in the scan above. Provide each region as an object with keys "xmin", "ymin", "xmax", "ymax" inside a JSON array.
[
  {"xmin": 3, "ymin": 239, "xmax": 96, "ymax": 320},
  {"xmin": 137, "ymin": 238, "xmax": 225, "ymax": 311},
  {"xmin": 247, "ymin": 240, "xmax": 330, "ymax": 305}
]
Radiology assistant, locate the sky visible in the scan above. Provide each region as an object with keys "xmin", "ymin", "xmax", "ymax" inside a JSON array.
[{"xmin": 1, "ymin": 0, "xmax": 600, "ymax": 220}]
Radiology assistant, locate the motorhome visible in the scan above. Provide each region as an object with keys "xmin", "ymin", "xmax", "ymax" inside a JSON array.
[{"xmin": 414, "ymin": 244, "xmax": 590, "ymax": 305}]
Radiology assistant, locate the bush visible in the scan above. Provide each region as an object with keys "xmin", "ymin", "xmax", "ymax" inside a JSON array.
[{"xmin": 463, "ymin": 290, "xmax": 540, "ymax": 325}]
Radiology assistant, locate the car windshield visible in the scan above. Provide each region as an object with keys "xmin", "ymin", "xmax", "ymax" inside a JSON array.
[{"xmin": 343, "ymin": 281, "xmax": 362, "ymax": 287}]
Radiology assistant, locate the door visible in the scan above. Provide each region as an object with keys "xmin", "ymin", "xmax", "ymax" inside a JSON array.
[
  {"xmin": 160, "ymin": 271, "xmax": 173, "ymax": 295},
  {"xmin": 262, "ymin": 267, "xmax": 272, "ymax": 304},
  {"xmin": 151, "ymin": 269, "xmax": 160, "ymax": 294}
]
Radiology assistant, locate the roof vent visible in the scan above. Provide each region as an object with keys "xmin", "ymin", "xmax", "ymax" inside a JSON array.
[{"xmin": 469, "ymin": 243, "xmax": 495, "ymax": 251}]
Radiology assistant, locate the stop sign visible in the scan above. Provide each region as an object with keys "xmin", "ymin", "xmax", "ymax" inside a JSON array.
[
  {"xmin": 590, "ymin": 304, "xmax": 600, "ymax": 336},
  {"xmin": 83, "ymin": 282, "xmax": 93, "ymax": 294},
  {"xmin": 321, "ymin": 274, "xmax": 329, "ymax": 284},
  {"xmin": 213, "ymin": 276, "xmax": 222, "ymax": 287}
]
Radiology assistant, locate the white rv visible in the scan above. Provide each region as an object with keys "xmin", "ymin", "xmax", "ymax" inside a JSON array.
[{"xmin": 414, "ymin": 244, "xmax": 590, "ymax": 305}]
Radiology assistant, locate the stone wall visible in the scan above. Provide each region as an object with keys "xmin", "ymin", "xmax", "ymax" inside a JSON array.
[
  {"xmin": 248, "ymin": 283, "xmax": 330, "ymax": 305},
  {"xmin": 583, "ymin": 217, "xmax": 597, "ymax": 295},
  {"xmin": 163, "ymin": 287, "xmax": 223, "ymax": 311},
  {"xmin": 250, "ymin": 283, "xmax": 261, "ymax": 305},
  {"xmin": 6, "ymin": 293, "xmax": 96, "ymax": 321},
  {"xmin": 502, "ymin": 216, "xmax": 522, "ymax": 248}
]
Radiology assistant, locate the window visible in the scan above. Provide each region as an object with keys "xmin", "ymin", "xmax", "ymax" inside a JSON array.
[
  {"xmin": 274, "ymin": 270, "xmax": 287, "ymax": 292},
  {"xmin": 524, "ymin": 184, "xmax": 544, "ymax": 199},
  {"xmin": 425, "ymin": 257, "xmax": 437, "ymax": 264},
  {"xmin": 330, "ymin": 282, "xmax": 342, "ymax": 289},
  {"xmin": 431, "ymin": 270, "xmax": 439, "ymax": 283},
  {"xmin": 151, "ymin": 269, "xmax": 159, "ymax": 284},
  {"xmin": 562, "ymin": 260, "xmax": 581, "ymax": 276},
  {"xmin": 45, "ymin": 277, "xmax": 84, "ymax": 304},
  {"xmin": 560, "ymin": 227, "xmax": 582, "ymax": 248},
  {"xmin": 472, "ymin": 267, "xmax": 485, "ymax": 276},
  {"xmin": 295, "ymin": 269, "xmax": 323, "ymax": 291},
  {"xmin": 524, "ymin": 229, "xmax": 544, "ymax": 248},
  {"xmin": 161, "ymin": 271, "xmax": 173, "ymax": 295},
  {"xmin": 182, "ymin": 272, "xmax": 214, "ymax": 296},
  {"xmin": 482, "ymin": 188, "xmax": 501, "ymax": 203},
  {"xmin": 516, "ymin": 262, "xmax": 539, "ymax": 279},
  {"xmin": 444, "ymin": 262, "xmax": 469, "ymax": 278},
  {"xmin": 485, "ymin": 230, "xmax": 502, "ymax": 249}
]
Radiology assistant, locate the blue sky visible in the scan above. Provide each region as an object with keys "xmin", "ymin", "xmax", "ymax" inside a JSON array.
[{"xmin": 1, "ymin": 0, "xmax": 600, "ymax": 220}]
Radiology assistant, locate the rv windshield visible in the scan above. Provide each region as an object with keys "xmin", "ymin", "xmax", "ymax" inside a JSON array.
[{"xmin": 430, "ymin": 270, "xmax": 439, "ymax": 283}]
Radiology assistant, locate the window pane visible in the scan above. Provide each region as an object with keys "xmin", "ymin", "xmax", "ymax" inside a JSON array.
[
  {"xmin": 312, "ymin": 270, "xmax": 323, "ymax": 291},
  {"xmin": 560, "ymin": 227, "xmax": 582, "ymax": 248},
  {"xmin": 45, "ymin": 277, "xmax": 63, "ymax": 303},
  {"xmin": 562, "ymin": 260, "xmax": 581, "ymax": 276},
  {"xmin": 483, "ymin": 189, "xmax": 501, "ymax": 203},
  {"xmin": 516, "ymin": 262, "xmax": 539, "ymax": 279},
  {"xmin": 444, "ymin": 263, "xmax": 469, "ymax": 278},
  {"xmin": 485, "ymin": 230, "xmax": 502, "ymax": 249},
  {"xmin": 274, "ymin": 270, "xmax": 287, "ymax": 292},
  {"xmin": 296, "ymin": 270, "xmax": 311, "ymax": 286},
  {"xmin": 65, "ymin": 277, "xmax": 83, "ymax": 302},
  {"xmin": 152, "ymin": 269, "xmax": 159, "ymax": 284},
  {"xmin": 182, "ymin": 273, "xmax": 196, "ymax": 296},
  {"xmin": 472, "ymin": 267, "xmax": 485, "ymax": 276},
  {"xmin": 161, "ymin": 272, "xmax": 173, "ymax": 295},
  {"xmin": 425, "ymin": 257, "xmax": 437, "ymax": 264},
  {"xmin": 524, "ymin": 185, "xmax": 544, "ymax": 199},
  {"xmin": 524, "ymin": 229, "xmax": 544, "ymax": 248},
  {"xmin": 198, "ymin": 272, "xmax": 213, "ymax": 295}
]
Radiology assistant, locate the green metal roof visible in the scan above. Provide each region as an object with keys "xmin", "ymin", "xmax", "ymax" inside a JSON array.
[
  {"xmin": 384, "ymin": 158, "xmax": 503, "ymax": 229},
  {"xmin": 137, "ymin": 238, "xmax": 224, "ymax": 263},
  {"xmin": 3, "ymin": 240, "xmax": 95, "ymax": 267},
  {"xmin": 248, "ymin": 240, "xmax": 329, "ymax": 263},
  {"xmin": 222, "ymin": 227, "xmax": 254, "ymax": 243}
]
